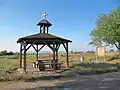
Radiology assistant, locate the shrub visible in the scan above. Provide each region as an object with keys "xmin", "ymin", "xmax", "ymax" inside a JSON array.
[
  {"xmin": 7, "ymin": 51, "xmax": 14, "ymax": 55},
  {"xmin": 109, "ymin": 55, "xmax": 120, "ymax": 60}
]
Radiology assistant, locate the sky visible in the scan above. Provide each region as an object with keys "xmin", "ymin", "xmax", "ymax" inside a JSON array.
[{"xmin": 0, "ymin": 0, "xmax": 119, "ymax": 52}]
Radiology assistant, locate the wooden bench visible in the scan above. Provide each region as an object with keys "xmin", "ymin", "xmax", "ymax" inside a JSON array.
[
  {"xmin": 39, "ymin": 59, "xmax": 62, "ymax": 67},
  {"xmin": 34, "ymin": 59, "xmax": 62, "ymax": 70},
  {"xmin": 44, "ymin": 62, "xmax": 63, "ymax": 69}
]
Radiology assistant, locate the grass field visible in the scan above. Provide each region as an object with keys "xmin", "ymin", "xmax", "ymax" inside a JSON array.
[{"xmin": 0, "ymin": 52, "xmax": 120, "ymax": 81}]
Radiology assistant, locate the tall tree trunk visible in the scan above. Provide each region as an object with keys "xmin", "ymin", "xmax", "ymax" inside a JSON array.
[
  {"xmin": 114, "ymin": 42, "xmax": 120, "ymax": 55},
  {"xmin": 114, "ymin": 42, "xmax": 120, "ymax": 50},
  {"xmin": 113, "ymin": 42, "xmax": 120, "ymax": 58}
]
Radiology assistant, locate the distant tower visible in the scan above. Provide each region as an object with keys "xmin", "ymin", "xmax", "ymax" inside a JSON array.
[{"xmin": 37, "ymin": 12, "xmax": 52, "ymax": 34}]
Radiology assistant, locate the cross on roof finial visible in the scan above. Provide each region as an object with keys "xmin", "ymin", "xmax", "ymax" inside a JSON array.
[{"xmin": 42, "ymin": 12, "xmax": 48, "ymax": 20}]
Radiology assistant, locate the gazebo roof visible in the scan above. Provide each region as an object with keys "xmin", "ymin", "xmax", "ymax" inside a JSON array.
[
  {"xmin": 37, "ymin": 19, "xmax": 52, "ymax": 27},
  {"xmin": 17, "ymin": 33, "xmax": 72, "ymax": 44}
]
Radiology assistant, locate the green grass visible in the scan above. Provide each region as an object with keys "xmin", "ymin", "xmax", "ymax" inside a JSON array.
[
  {"xmin": 0, "ymin": 53, "xmax": 120, "ymax": 82},
  {"xmin": 0, "ymin": 55, "xmax": 19, "ymax": 81},
  {"xmin": 71, "ymin": 63, "xmax": 120, "ymax": 75}
]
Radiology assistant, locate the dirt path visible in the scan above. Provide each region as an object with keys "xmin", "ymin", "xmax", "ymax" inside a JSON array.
[{"xmin": 0, "ymin": 71, "xmax": 120, "ymax": 90}]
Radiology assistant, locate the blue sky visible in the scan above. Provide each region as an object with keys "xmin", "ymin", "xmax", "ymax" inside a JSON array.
[{"xmin": 0, "ymin": 0, "xmax": 119, "ymax": 52}]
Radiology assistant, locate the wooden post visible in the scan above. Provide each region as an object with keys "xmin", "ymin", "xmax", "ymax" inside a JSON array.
[
  {"xmin": 63, "ymin": 43, "xmax": 69, "ymax": 68},
  {"xmin": 20, "ymin": 43, "xmax": 22, "ymax": 68},
  {"xmin": 43, "ymin": 25, "xmax": 45, "ymax": 33},
  {"xmin": 23, "ymin": 41, "xmax": 27, "ymax": 72},
  {"xmin": 47, "ymin": 27, "xmax": 48, "ymax": 33},
  {"xmin": 53, "ymin": 42, "xmax": 56, "ymax": 70},
  {"xmin": 56, "ymin": 44, "xmax": 59, "ymax": 63},
  {"xmin": 66, "ymin": 43, "xmax": 69, "ymax": 68},
  {"xmin": 56, "ymin": 50, "xmax": 58, "ymax": 61},
  {"xmin": 55, "ymin": 50, "xmax": 59, "ymax": 69},
  {"xmin": 56, "ymin": 43, "xmax": 60, "ymax": 62},
  {"xmin": 36, "ymin": 45, "xmax": 38, "ymax": 60}
]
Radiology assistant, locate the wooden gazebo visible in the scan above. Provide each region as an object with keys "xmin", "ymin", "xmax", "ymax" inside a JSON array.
[{"xmin": 17, "ymin": 12, "xmax": 72, "ymax": 72}]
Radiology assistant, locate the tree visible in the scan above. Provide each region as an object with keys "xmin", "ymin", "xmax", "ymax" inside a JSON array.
[
  {"xmin": 0, "ymin": 50, "xmax": 7, "ymax": 55},
  {"xmin": 7, "ymin": 51, "xmax": 13, "ymax": 55},
  {"xmin": 70, "ymin": 50, "xmax": 74, "ymax": 54},
  {"xmin": 89, "ymin": 6, "xmax": 120, "ymax": 51},
  {"xmin": 86, "ymin": 51, "xmax": 95, "ymax": 53}
]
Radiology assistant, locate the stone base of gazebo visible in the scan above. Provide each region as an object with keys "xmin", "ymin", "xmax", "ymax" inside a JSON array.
[{"xmin": 25, "ymin": 64, "xmax": 69, "ymax": 75}]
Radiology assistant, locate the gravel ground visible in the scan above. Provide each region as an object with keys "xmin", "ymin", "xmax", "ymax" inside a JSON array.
[{"xmin": 0, "ymin": 71, "xmax": 120, "ymax": 90}]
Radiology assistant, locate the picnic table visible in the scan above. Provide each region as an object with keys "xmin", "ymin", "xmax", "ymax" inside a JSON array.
[{"xmin": 36, "ymin": 59, "xmax": 63, "ymax": 71}]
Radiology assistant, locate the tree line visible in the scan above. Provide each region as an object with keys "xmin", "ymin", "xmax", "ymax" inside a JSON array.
[
  {"xmin": 0, "ymin": 50, "xmax": 14, "ymax": 55},
  {"xmin": 70, "ymin": 49, "xmax": 117, "ymax": 54}
]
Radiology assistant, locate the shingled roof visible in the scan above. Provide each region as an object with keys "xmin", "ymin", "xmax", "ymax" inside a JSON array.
[
  {"xmin": 37, "ymin": 19, "xmax": 52, "ymax": 26},
  {"xmin": 17, "ymin": 33, "xmax": 72, "ymax": 44}
]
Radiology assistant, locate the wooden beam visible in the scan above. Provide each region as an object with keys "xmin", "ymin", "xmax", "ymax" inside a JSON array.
[
  {"xmin": 66, "ymin": 42, "xmax": 69, "ymax": 68},
  {"xmin": 22, "ymin": 44, "xmax": 28, "ymax": 51},
  {"xmin": 26, "ymin": 44, "xmax": 32, "ymax": 51},
  {"xmin": 43, "ymin": 41, "xmax": 54, "ymax": 51},
  {"xmin": 38, "ymin": 44, "xmax": 45, "ymax": 52},
  {"xmin": 47, "ymin": 27, "xmax": 48, "ymax": 33},
  {"xmin": 40, "ymin": 26, "xmax": 42, "ymax": 33},
  {"xmin": 20, "ymin": 43, "xmax": 22, "ymax": 68},
  {"xmin": 57, "ymin": 43, "xmax": 60, "ymax": 51},
  {"xmin": 53, "ymin": 43, "xmax": 59, "ymax": 51},
  {"xmin": 53, "ymin": 42, "xmax": 56, "ymax": 70},
  {"xmin": 56, "ymin": 44, "xmax": 60, "ymax": 66},
  {"xmin": 36, "ymin": 45, "xmax": 38, "ymax": 60},
  {"xmin": 62, "ymin": 43, "xmax": 67, "ymax": 51},
  {"xmin": 26, "ymin": 41, "xmax": 37, "ymax": 51},
  {"xmin": 23, "ymin": 42, "xmax": 27, "ymax": 72},
  {"xmin": 31, "ymin": 44, "xmax": 37, "ymax": 52},
  {"xmin": 56, "ymin": 50, "xmax": 58, "ymax": 62},
  {"xmin": 47, "ymin": 44, "xmax": 54, "ymax": 51}
]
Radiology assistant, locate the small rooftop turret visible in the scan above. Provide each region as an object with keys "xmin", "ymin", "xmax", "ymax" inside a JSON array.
[{"xmin": 37, "ymin": 12, "xmax": 52, "ymax": 33}]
